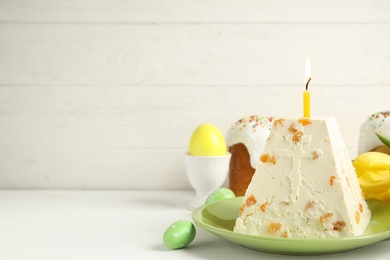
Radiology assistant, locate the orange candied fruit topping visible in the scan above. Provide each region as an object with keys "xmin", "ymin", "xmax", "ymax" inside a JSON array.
[
  {"xmin": 260, "ymin": 202, "xmax": 269, "ymax": 212},
  {"xmin": 359, "ymin": 203, "xmax": 364, "ymax": 213},
  {"xmin": 288, "ymin": 124, "xmax": 298, "ymax": 134},
  {"xmin": 319, "ymin": 213, "xmax": 333, "ymax": 223},
  {"xmin": 269, "ymin": 156, "xmax": 277, "ymax": 164},
  {"xmin": 312, "ymin": 150, "xmax": 320, "ymax": 159},
  {"xmin": 305, "ymin": 201, "xmax": 315, "ymax": 211},
  {"xmin": 292, "ymin": 131, "xmax": 303, "ymax": 144},
  {"xmin": 260, "ymin": 153, "xmax": 277, "ymax": 164},
  {"xmin": 273, "ymin": 119, "xmax": 283, "ymax": 128},
  {"xmin": 330, "ymin": 176, "xmax": 336, "ymax": 186},
  {"xmin": 298, "ymin": 118, "xmax": 312, "ymax": 126},
  {"xmin": 245, "ymin": 194, "xmax": 257, "ymax": 207},
  {"xmin": 355, "ymin": 211, "xmax": 361, "ymax": 224},
  {"xmin": 239, "ymin": 206, "xmax": 244, "ymax": 216},
  {"xmin": 260, "ymin": 154, "xmax": 269, "ymax": 163},
  {"xmin": 267, "ymin": 223, "xmax": 282, "ymax": 234},
  {"xmin": 333, "ymin": 221, "xmax": 346, "ymax": 231},
  {"xmin": 239, "ymin": 194, "xmax": 257, "ymax": 216}
]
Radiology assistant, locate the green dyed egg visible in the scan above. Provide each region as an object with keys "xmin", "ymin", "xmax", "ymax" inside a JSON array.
[
  {"xmin": 163, "ymin": 220, "xmax": 196, "ymax": 250},
  {"xmin": 205, "ymin": 188, "xmax": 235, "ymax": 204}
]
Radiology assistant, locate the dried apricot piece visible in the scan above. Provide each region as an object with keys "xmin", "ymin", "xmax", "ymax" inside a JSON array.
[
  {"xmin": 355, "ymin": 211, "xmax": 361, "ymax": 224},
  {"xmin": 319, "ymin": 213, "xmax": 333, "ymax": 223},
  {"xmin": 330, "ymin": 176, "xmax": 336, "ymax": 186},
  {"xmin": 333, "ymin": 221, "xmax": 346, "ymax": 231},
  {"xmin": 260, "ymin": 202, "xmax": 269, "ymax": 212},
  {"xmin": 240, "ymin": 194, "xmax": 257, "ymax": 216},
  {"xmin": 269, "ymin": 156, "xmax": 277, "ymax": 164},
  {"xmin": 288, "ymin": 124, "xmax": 298, "ymax": 134},
  {"xmin": 305, "ymin": 201, "xmax": 315, "ymax": 211},
  {"xmin": 260, "ymin": 154, "xmax": 270, "ymax": 163},
  {"xmin": 260, "ymin": 153, "xmax": 277, "ymax": 164},
  {"xmin": 239, "ymin": 206, "xmax": 244, "ymax": 216},
  {"xmin": 267, "ymin": 223, "xmax": 282, "ymax": 234},
  {"xmin": 245, "ymin": 194, "xmax": 257, "ymax": 207},
  {"xmin": 292, "ymin": 131, "xmax": 303, "ymax": 144},
  {"xmin": 273, "ymin": 119, "xmax": 283, "ymax": 128}
]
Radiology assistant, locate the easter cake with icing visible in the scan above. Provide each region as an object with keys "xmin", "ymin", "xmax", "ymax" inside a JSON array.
[
  {"xmin": 358, "ymin": 111, "xmax": 390, "ymax": 155},
  {"xmin": 226, "ymin": 115, "xmax": 274, "ymax": 196},
  {"xmin": 234, "ymin": 117, "xmax": 371, "ymax": 238}
]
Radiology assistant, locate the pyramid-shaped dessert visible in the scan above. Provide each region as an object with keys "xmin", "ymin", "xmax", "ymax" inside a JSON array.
[{"xmin": 234, "ymin": 117, "xmax": 371, "ymax": 238}]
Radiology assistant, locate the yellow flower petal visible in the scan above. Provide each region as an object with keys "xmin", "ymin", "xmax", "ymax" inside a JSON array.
[{"xmin": 353, "ymin": 152, "xmax": 390, "ymax": 202}]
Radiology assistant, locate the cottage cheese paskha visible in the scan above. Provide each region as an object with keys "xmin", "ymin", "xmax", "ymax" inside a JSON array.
[{"xmin": 234, "ymin": 117, "xmax": 371, "ymax": 238}]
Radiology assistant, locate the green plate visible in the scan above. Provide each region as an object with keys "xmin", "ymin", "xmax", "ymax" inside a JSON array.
[{"xmin": 192, "ymin": 197, "xmax": 390, "ymax": 255}]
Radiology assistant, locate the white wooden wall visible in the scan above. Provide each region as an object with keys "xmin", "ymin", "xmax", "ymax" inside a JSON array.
[{"xmin": 0, "ymin": 0, "xmax": 389, "ymax": 190}]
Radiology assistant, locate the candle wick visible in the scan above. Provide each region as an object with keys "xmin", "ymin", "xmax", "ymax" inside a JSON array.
[{"xmin": 306, "ymin": 77, "xmax": 311, "ymax": 91}]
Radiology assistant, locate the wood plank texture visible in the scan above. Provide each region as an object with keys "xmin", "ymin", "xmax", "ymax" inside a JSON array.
[
  {"xmin": 0, "ymin": 84, "xmax": 388, "ymax": 189},
  {"xmin": 0, "ymin": 149, "xmax": 189, "ymax": 189},
  {"xmin": 0, "ymin": 1, "xmax": 388, "ymax": 189},
  {"xmin": 0, "ymin": 0, "xmax": 389, "ymax": 23},
  {"xmin": 0, "ymin": 86, "xmax": 388, "ymax": 149},
  {"xmin": 0, "ymin": 23, "xmax": 389, "ymax": 86}
]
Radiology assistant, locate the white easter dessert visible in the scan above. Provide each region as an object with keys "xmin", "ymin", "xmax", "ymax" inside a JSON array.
[
  {"xmin": 234, "ymin": 117, "xmax": 371, "ymax": 238},
  {"xmin": 358, "ymin": 111, "xmax": 390, "ymax": 155}
]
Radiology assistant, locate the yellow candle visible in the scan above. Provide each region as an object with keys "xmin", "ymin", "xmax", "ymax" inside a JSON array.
[
  {"xmin": 303, "ymin": 57, "xmax": 311, "ymax": 118},
  {"xmin": 303, "ymin": 90, "xmax": 310, "ymax": 117}
]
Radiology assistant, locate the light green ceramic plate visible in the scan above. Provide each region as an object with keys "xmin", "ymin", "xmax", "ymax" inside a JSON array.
[{"xmin": 192, "ymin": 197, "xmax": 390, "ymax": 255}]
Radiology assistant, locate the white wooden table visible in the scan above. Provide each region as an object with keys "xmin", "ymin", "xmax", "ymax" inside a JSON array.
[{"xmin": 0, "ymin": 190, "xmax": 389, "ymax": 260}]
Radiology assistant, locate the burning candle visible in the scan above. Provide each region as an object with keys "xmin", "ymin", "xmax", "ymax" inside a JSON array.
[{"xmin": 303, "ymin": 57, "xmax": 311, "ymax": 118}]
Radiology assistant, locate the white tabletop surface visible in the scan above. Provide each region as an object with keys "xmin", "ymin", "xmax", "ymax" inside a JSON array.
[{"xmin": 0, "ymin": 190, "xmax": 389, "ymax": 260}]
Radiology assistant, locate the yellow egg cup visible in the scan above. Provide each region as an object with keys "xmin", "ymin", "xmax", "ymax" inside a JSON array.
[{"xmin": 185, "ymin": 153, "xmax": 231, "ymax": 211}]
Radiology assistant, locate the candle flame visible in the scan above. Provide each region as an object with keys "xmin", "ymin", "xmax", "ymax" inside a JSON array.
[{"xmin": 305, "ymin": 57, "xmax": 311, "ymax": 83}]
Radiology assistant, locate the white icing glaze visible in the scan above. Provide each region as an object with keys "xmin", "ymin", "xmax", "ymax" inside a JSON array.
[
  {"xmin": 358, "ymin": 111, "xmax": 390, "ymax": 154},
  {"xmin": 226, "ymin": 115, "xmax": 274, "ymax": 169}
]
